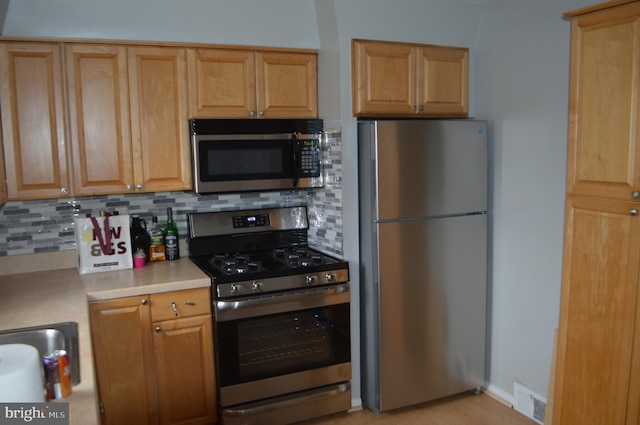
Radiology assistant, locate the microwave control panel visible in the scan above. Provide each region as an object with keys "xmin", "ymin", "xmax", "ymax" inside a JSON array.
[{"xmin": 296, "ymin": 139, "xmax": 321, "ymax": 177}]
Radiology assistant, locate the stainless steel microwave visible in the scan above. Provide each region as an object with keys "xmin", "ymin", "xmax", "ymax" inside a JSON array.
[{"xmin": 190, "ymin": 119, "xmax": 324, "ymax": 194}]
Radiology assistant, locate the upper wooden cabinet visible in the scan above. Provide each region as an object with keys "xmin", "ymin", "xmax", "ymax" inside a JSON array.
[
  {"xmin": 0, "ymin": 42, "xmax": 71, "ymax": 200},
  {"xmin": 564, "ymin": 1, "xmax": 640, "ymax": 202},
  {"xmin": 352, "ymin": 39, "xmax": 468, "ymax": 117},
  {"xmin": 65, "ymin": 44, "xmax": 133, "ymax": 196},
  {"xmin": 66, "ymin": 43, "xmax": 190, "ymax": 196},
  {"xmin": 188, "ymin": 48, "xmax": 318, "ymax": 119}
]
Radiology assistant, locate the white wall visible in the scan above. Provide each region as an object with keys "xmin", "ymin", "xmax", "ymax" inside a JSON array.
[
  {"xmin": 475, "ymin": 0, "xmax": 594, "ymax": 399},
  {"xmin": 2, "ymin": 0, "xmax": 319, "ymax": 47}
]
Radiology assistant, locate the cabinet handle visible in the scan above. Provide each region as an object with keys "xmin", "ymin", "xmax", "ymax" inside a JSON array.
[
  {"xmin": 126, "ymin": 184, "xmax": 133, "ymax": 191},
  {"xmin": 61, "ymin": 187, "xmax": 69, "ymax": 195},
  {"xmin": 184, "ymin": 301, "xmax": 196, "ymax": 306},
  {"xmin": 631, "ymin": 209, "xmax": 639, "ymax": 216},
  {"xmin": 171, "ymin": 301, "xmax": 178, "ymax": 316},
  {"xmin": 141, "ymin": 299, "xmax": 148, "ymax": 305},
  {"xmin": 632, "ymin": 191, "xmax": 640, "ymax": 199},
  {"xmin": 155, "ymin": 326, "xmax": 161, "ymax": 333}
]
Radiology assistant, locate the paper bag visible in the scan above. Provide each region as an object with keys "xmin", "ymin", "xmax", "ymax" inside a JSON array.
[{"xmin": 75, "ymin": 215, "xmax": 133, "ymax": 274}]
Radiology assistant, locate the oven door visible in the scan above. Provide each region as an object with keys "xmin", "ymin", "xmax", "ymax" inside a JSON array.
[{"xmin": 215, "ymin": 283, "xmax": 351, "ymax": 408}]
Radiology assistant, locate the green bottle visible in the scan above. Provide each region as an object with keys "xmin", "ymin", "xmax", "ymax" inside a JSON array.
[{"xmin": 163, "ymin": 207, "xmax": 179, "ymax": 261}]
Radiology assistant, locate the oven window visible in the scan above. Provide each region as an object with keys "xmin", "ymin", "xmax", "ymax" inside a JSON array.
[
  {"xmin": 216, "ymin": 304, "xmax": 350, "ymax": 387},
  {"xmin": 199, "ymin": 139, "xmax": 293, "ymax": 181}
]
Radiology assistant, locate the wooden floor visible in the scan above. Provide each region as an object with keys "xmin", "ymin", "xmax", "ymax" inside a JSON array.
[{"xmin": 300, "ymin": 392, "xmax": 537, "ymax": 425}]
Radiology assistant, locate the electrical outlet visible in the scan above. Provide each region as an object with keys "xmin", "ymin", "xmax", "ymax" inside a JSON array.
[{"xmin": 514, "ymin": 382, "xmax": 546, "ymax": 424}]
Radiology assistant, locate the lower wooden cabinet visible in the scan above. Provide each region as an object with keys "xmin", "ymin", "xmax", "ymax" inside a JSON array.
[{"xmin": 89, "ymin": 288, "xmax": 216, "ymax": 425}]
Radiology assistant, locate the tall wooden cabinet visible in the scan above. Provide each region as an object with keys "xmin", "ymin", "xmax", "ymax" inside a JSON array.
[
  {"xmin": 351, "ymin": 39, "xmax": 468, "ymax": 117},
  {"xmin": 89, "ymin": 288, "xmax": 216, "ymax": 425},
  {"xmin": 0, "ymin": 42, "xmax": 71, "ymax": 200},
  {"xmin": 553, "ymin": 2, "xmax": 640, "ymax": 424}
]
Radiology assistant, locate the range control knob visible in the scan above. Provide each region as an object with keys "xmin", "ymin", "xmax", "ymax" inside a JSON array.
[
  {"xmin": 229, "ymin": 284, "xmax": 241, "ymax": 295},
  {"xmin": 326, "ymin": 273, "xmax": 336, "ymax": 283},
  {"xmin": 306, "ymin": 275, "xmax": 318, "ymax": 286},
  {"xmin": 252, "ymin": 281, "xmax": 264, "ymax": 292}
]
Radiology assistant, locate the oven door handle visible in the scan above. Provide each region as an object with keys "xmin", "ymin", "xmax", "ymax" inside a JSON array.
[{"xmin": 215, "ymin": 283, "xmax": 349, "ymax": 322}]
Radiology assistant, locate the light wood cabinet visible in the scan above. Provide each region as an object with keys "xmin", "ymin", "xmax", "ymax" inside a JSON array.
[
  {"xmin": 553, "ymin": 2, "xmax": 640, "ymax": 424},
  {"xmin": 89, "ymin": 295, "xmax": 158, "ymax": 425},
  {"xmin": 65, "ymin": 44, "xmax": 133, "ymax": 196},
  {"xmin": 89, "ymin": 288, "xmax": 216, "ymax": 425},
  {"xmin": 188, "ymin": 48, "xmax": 318, "ymax": 119},
  {"xmin": 0, "ymin": 128, "xmax": 7, "ymax": 205},
  {"xmin": 0, "ymin": 41, "xmax": 71, "ymax": 200},
  {"xmin": 352, "ymin": 39, "xmax": 468, "ymax": 117},
  {"xmin": 66, "ymin": 43, "xmax": 190, "ymax": 196}
]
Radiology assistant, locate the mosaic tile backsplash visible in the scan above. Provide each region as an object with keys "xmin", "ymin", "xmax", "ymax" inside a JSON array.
[{"xmin": 0, "ymin": 131, "xmax": 344, "ymax": 258}]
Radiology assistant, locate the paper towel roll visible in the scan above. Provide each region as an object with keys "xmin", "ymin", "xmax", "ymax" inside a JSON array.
[{"xmin": 0, "ymin": 343, "xmax": 45, "ymax": 402}]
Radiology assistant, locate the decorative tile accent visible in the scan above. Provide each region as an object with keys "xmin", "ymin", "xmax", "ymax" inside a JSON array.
[{"xmin": 0, "ymin": 130, "xmax": 344, "ymax": 259}]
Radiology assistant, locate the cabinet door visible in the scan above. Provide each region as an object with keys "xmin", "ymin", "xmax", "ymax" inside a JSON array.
[
  {"xmin": 553, "ymin": 197, "xmax": 640, "ymax": 425},
  {"xmin": 256, "ymin": 51, "xmax": 318, "ymax": 118},
  {"xmin": 129, "ymin": 46, "xmax": 191, "ymax": 192},
  {"xmin": 65, "ymin": 43, "xmax": 133, "ymax": 196},
  {"xmin": 89, "ymin": 296, "xmax": 158, "ymax": 425},
  {"xmin": 417, "ymin": 46, "xmax": 468, "ymax": 117},
  {"xmin": 0, "ymin": 128, "xmax": 7, "ymax": 205},
  {"xmin": 352, "ymin": 39, "xmax": 417, "ymax": 116},
  {"xmin": 0, "ymin": 42, "xmax": 70, "ymax": 200},
  {"xmin": 153, "ymin": 315, "xmax": 216, "ymax": 425},
  {"xmin": 566, "ymin": 4, "xmax": 640, "ymax": 201},
  {"xmin": 187, "ymin": 48, "xmax": 256, "ymax": 118}
]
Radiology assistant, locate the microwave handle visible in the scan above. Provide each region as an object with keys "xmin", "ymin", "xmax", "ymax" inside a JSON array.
[{"xmin": 291, "ymin": 135, "xmax": 299, "ymax": 187}]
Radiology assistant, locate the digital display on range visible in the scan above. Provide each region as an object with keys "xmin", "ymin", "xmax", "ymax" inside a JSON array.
[{"xmin": 232, "ymin": 214, "xmax": 270, "ymax": 228}]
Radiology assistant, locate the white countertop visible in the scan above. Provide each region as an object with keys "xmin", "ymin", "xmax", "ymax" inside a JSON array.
[{"xmin": 0, "ymin": 256, "xmax": 211, "ymax": 425}]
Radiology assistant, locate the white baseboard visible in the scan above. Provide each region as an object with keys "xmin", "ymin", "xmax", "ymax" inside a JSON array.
[{"xmin": 486, "ymin": 384, "xmax": 516, "ymax": 407}]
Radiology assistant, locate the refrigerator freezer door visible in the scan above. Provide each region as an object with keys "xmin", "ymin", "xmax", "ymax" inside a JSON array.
[
  {"xmin": 375, "ymin": 214, "xmax": 487, "ymax": 411},
  {"xmin": 367, "ymin": 120, "xmax": 487, "ymax": 220}
]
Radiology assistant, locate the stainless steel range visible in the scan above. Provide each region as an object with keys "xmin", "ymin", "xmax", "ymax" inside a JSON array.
[{"xmin": 187, "ymin": 206, "xmax": 351, "ymax": 425}]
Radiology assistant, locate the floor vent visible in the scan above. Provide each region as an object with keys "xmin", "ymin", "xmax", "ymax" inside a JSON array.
[{"xmin": 514, "ymin": 382, "xmax": 546, "ymax": 424}]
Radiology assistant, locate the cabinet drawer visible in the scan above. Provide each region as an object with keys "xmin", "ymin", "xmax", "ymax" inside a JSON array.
[{"xmin": 150, "ymin": 288, "xmax": 211, "ymax": 322}]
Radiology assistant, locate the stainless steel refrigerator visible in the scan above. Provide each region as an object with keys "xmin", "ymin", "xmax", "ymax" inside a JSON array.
[{"xmin": 358, "ymin": 119, "xmax": 487, "ymax": 413}]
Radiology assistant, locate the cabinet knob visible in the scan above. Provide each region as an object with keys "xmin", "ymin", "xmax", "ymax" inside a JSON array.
[
  {"xmin": 155, "ymin": 326, "xmax": 161, "ymax": 333},
  {"xmin": 61, "ymin": 187, "xmax": 69, "ymax": 195},
  {"xmin": 411, "ymin": 105, "xmax": 418, "ymax": 112},
  {"xmin": 141, "ymin": 299, "xmax": 148, "ymax": 305},
  {"xmin": 259, "ymin": 111, "xmax": 265, "ymax": 117},
  {"xmin": 631, "ymin": 209, "xmax": 639, "ymax": 216},
  {"xmin": 250, "ymin": 111, "xmax": 256, "ymax": 117},
  {"xmin": 126, "ymin": 184, "xmax": 133, "ymax": 191},
  {"xmin": 632, "ymin": 191, "xmax": 640, "ymax": 199},
  {"xmin": 171, "ymin": 301, "xmax": 178, "ymax": 316},
  {"xmin": 136, "ymin": 184, "xmax": 143, "ymax": 190},
  {"xmin": 419, "ymin": 105, "xmax": 424, "ymax": 112}
]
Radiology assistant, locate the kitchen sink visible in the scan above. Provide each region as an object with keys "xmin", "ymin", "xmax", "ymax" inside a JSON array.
[{"xmin": 0, "ymin": 322, "xmax": 80, "ymax": 385}]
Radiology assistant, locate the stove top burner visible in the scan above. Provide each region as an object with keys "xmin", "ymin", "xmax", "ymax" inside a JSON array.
[
  {"xmin": 210, "ymin": 247, "xmax": 329, "ymax": 276},
  {"xmin": 273, "ymin": 248, "xmax": 326, "ymax": 268}
]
